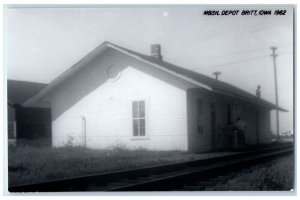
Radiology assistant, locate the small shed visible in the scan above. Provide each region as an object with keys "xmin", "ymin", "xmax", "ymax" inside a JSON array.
[{"xmin": 7, "ymin": 80, "xmax": 51, "ymax": 145}]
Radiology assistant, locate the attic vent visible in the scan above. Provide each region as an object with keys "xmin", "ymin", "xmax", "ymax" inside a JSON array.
[
  {"xmin": 150, "ymin": 44, "xmax": 163, "ymax": 60},
  {"xmin": 107, "ymin": 65, "xmax": 121, "ymax": 81}
]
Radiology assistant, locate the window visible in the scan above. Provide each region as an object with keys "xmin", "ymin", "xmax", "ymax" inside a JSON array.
[
  {"xmin": 227, "ymin": 104, "xmax": 232, "ymax": 124},
  {"xmin": 197, "ymin": 125, "xmax": 204, "ymax": 134},
  {"xmin": 197, "ymin": 99, "xmax": 204, "ymax": 134},
  {"xmin": 132, "ymin": 101, "xmax": 145, "ymax": 136},
  {"xmin": 197, "ymin": 99, "xmax": 203, "ymax": 115}
]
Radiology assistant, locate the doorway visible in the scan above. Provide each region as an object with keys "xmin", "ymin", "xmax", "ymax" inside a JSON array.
[
  {"xmin": 210, "ymin": 103, "xmax": 217, "ymax": 149},
  {"xmin": 255, "ymin": 111, "xmax": 260, "ymax": 144}
]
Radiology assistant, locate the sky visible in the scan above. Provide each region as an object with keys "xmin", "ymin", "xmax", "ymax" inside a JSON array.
[{"xmin": 5, "ymin": 6, "xmax": 294, "ymax": 134}]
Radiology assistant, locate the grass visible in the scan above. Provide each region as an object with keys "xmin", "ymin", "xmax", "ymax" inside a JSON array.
[
  {"xmin": 8, "ymin": 140, "xmax": 236, "ymax": 186},
  {"xmin": 184, "ymin": 155, "xmax": 294, "ymax": 191}
]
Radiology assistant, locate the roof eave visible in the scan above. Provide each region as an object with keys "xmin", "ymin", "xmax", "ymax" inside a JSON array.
[
  {"xmin": 23, "ymin": 42, "xmax": 111, "ymax": 107},
  {"xmin": 212, "ymin": 88, "xmax": 288, "ymax": 112}
]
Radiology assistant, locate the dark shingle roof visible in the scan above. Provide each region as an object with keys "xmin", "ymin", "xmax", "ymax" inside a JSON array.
[
  {"xmin": 23, "ymin": 41, "xmax": 287, "ymax": 112},
  {"xmin": 108, "ymin": 42, "xmax": 287, "ymax": 112}
]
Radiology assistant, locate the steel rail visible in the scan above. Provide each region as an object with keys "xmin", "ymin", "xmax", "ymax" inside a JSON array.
[{"xmin": 109, "ymin": 148, "xmax": 293, "ymax": 191}]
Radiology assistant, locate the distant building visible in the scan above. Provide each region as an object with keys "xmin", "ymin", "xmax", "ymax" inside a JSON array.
[
  {"xmin": 23, "ymin": 42, "xmax": 287, "ymax": 152},
  {"xmin": 7, "ymin": 80, "xmax": 51, "ymax": 144}
]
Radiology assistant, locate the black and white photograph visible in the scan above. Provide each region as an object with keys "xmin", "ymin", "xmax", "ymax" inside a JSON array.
[{"xmin": 4, "ymin": 4, "xmax": 295, "ymax": 194}]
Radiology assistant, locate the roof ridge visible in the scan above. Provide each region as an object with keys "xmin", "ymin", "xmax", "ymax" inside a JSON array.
[
  {"xmin": 22, "ymin": 41, "xmax": 287, "ymax": 112},
  {"xmin": 106, "ymin": 42, "xmax": 257, "ymax": 99}
]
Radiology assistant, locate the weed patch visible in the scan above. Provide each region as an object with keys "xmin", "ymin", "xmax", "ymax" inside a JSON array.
[{"xmin": 8, "ymin": 144, "xmax": 235, "ymax": 186}]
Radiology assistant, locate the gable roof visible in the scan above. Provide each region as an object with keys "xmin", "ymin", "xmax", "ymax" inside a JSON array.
[
  {"xmin": 7, "ymin": 80, "xmax": 47, "ymax": 105},
  {"xmin": 23, "ymin": 41, "xmax": 287, "ymax": 112}
]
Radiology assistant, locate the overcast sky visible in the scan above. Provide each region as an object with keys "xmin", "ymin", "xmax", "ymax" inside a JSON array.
[{"xmin": 5, "ymin": 6, "xmax": 294, "ymax": 134}]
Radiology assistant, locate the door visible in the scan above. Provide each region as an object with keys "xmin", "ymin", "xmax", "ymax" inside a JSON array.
[
  {"xmin": 255, "ymin": 111, "xmax": 260, "ymax": 144},
  {"xmin": 210, "ymin": 103, "xmax": 217, "ymax": 149}
]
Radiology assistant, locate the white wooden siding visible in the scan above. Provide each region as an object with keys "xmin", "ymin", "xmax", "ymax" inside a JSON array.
[
  {"xmin": 187, "ymin": 89, "xmax": 272, "ymax": 152},
  {"xmin": 50, "ymin": 49, "xmax": 189, "ymax": 151}
]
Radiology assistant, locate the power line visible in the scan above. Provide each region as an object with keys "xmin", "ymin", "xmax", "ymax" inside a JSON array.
[
  {"xmin": 277, "ymin": 44, "xmax": 294, "ymax": 48},
  {"xmin": 190, "ymin": 51, "xmax": 292, "ymax": 71},
  {"xmin": 210, "ymin": 44, "xmax": 293, "ymax": 60},
  {"xmin": 191, "ymin": 54, "xmax": 270, "ymax": 71},
  {"xmin": 277, "ymin": 52, "xmax": 293, "ymax": 56}
]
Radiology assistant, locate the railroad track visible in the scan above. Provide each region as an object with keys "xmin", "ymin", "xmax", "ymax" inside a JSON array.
[{"xmin": 9, "ymin": 143, "xmax": 293, "ymax": 192}]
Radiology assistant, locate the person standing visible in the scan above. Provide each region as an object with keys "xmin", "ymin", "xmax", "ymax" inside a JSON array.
[{"xmin": 235, "ymin": 117, "xmax": 247, "ymax": 148}]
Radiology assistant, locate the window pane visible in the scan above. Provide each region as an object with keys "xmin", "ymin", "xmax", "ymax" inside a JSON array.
[
  {"xmin": 139, "ymin": 119, "xmax": 145, "ymax": 136},
  {"xmin": 140, "ymin": 126, "xmax": 145, "ymax": 136},
  {"xmin": 132, "ymin": 101, "xmax": 139, "ymax": 118},
  {"xmin": 133, "ymin": 119, "xmax": 139, "ymax": 136},
  {"xmin": 140, "ymin": 119, "xmax": 145, "ymax": 128},
  {"xmin": 139, "ymin": 101, "xmax": 145, "ymax": 117}
]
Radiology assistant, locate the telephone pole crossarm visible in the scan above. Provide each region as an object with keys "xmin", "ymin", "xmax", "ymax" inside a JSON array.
[{"xmin": 213, "ymin": 71, "xmax": 221, "ymax": 80}]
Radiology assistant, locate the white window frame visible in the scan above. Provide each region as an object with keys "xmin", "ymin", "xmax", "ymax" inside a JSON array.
[{"xmin": 132, "ymin": 100, "xmax": 146, "ymax": 137}]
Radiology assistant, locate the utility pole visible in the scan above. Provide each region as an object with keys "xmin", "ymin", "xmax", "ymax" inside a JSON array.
[
  {"xmin": 271, "ymin": 46, "xmax": 280, "ymax": 141},
  {"xmin": 213, "ymin": 71, "xmax": 221, "ymax": 80}
]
